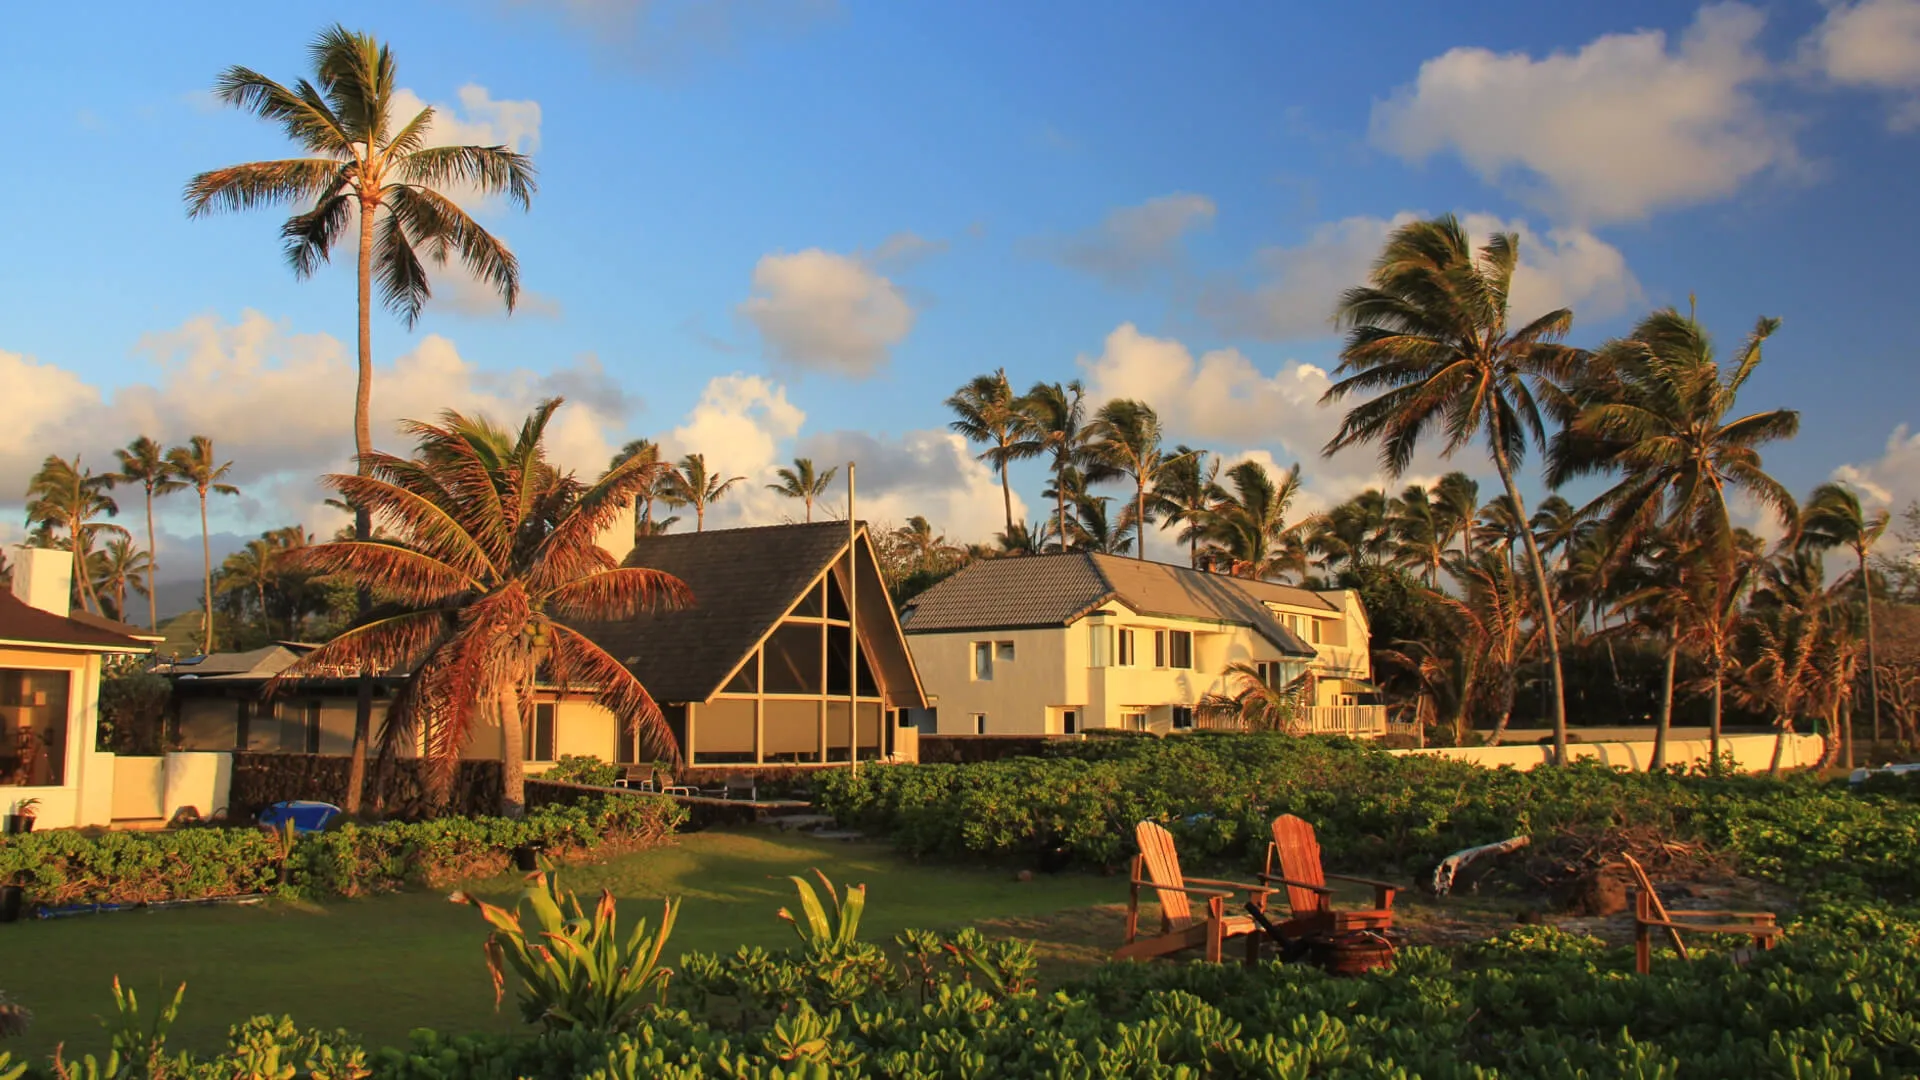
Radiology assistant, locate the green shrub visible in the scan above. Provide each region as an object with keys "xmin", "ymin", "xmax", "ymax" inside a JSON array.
[
  {"xmin": 0, "ymin": 795, "xmax": 686, "ymax": 908},
  {"xmin": 541, "ymin": 755, "xmax": 620, "ymax": 788}
]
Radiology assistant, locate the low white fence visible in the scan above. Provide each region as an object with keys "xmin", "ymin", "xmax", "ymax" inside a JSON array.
[{"xmin": 1396, "ymin": 732, "xmax": 1822, "ymax": 774}]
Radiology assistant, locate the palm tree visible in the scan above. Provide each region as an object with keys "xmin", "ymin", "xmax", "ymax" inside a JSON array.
[
  {"xmin": 1388, "ymin": 484, "xmax": 1448, "ymax": 585},
  {"xmin": 166, "ymin": 437, "xmax": 240, "ymax": 655},
  {"xmin": 947, "ymin": 370, "xmax": 1040, "ymax": 535},
  {"xmin": 112, "ymin": 436, "xmax": 185, "ymax": 630},
  {"xmin": 1738, "ymin": 551, "xmax": 1846, "ymax": 775},
  {"xmin": 1066, "ymin": 495, "xmax": 1134, "ymax": 555},
  {"xmin": 1473, "ymin": 494, "xmax": 1527, "ymax": 559},
  {"xmin": 1307, "ymin": 490, "xmax": 1392, "ymax": 574},
  {"xmin": 1606, "ymin": 532, "xmax": 1693, "ymax": 768},
  {"xmin": 767, "ymin": 458, "xmax": 838, "ymax": 523},
  {"xmin": 1202, "ymin": 460, "xmax": 1306, "ymax": 580},
  {"xmin": 891, "ymin": 517, "xmax": 962, "ymax": 574},
  {"xmin": 276, "ymin": 400, "xmax": 688, "ymax": 814},
  {"xmin": 1022, "ymin": 380, "xmax": 1112, "ymax": 547},
  {"xmin": 1528, "ymin": 496, "xmax": 1585, "ymax": 571},
  {"xmin": 1432, "ymin": 472, "xmax": 1481, "ymax": 559},
  {"xmin": 94, "ymin": 537, "xmax": 152, "ymax": 624},
  {"xmin": 662, "ymin": 454, "xmax": 744, "ymax": 532},
  {"xmin": 1325, "ymin": 216, "xmax": 1585, "ymax": 763},
  {"xmin": 187, "ymin": 25, "xmax": 535, "ymax": 552},
  {"xmin": 1087, "ymin": 399, "xmax": 1191, "ymax": 562},
  {"xmin": 24, "ymin": 455, "xmax": 123, "ymax": 615},
  {"xmin": 219, "ymin": 538, "xmax": 279, "ymax": 636},
  {"xmin": 996, "ymin": 520, "xmax": 1045, "ymax": 556},
  {"xmin": 1434, "ymin": 552, "xmax": 1537, "ymax": 746},
  {"xmin": 1148, "ymin": 445, "xmax": 1219, "ymax": 567},
  {"xmin": 1197, "ymin": 662, "xmax": 1308, "ymax": 734},
  {"xmin": 1799, "ymin": 482, "xmax": 1890, "ymax": 754},
  {"xmin": 609, "ymin": 439, "xmax": 678, "ymax": 540}
]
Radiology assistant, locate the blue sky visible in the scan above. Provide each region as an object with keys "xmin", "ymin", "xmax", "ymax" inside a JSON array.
[{"xmin": 4, "ymin": 0, "xmax": 1919, "ymax": 574}]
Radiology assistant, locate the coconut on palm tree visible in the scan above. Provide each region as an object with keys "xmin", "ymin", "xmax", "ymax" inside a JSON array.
[
  {"xmin": 24, "ymin": 455, "xmax": 124, "ymax": 616},
  {"xmin": 111, "ymin": 436, "xmax": 185, "ymax": 631},
  {"xmin": 1798, "ymin": 481, "xmax": 1890, "ymax": 758},
  {"xmin": 1088, "ymin": 399, "xmax": 1192, "ymax": 561},
  {"xmin": 166, "ymin": 437, "xmax": 239, "ymax": 655},
  {"xmin": 767, "ymin": 458, "xmax": 838, "ymax": 523},
  {"xmin": 273, "ymin": 400, "xmax": 689, "ymax": 815},
  {"xmin": 662, "ymin": 454, "xmax": 744, "ymax": 532},
  {"xmin": 1324, "ymin": 215, "xmax": 1585, "ymax": 764},
  {"xmin": 946, "ymin": 369, "xmax": 1039, "ymax": 536}
]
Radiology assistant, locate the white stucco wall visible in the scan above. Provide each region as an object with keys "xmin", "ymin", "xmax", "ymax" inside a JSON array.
[{"xmin": 1397, "ymin": 733, "xmax": 1822, "ymax": 773}]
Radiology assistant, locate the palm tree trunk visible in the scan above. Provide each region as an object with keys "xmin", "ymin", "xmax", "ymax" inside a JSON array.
[
  {"xmin": 198, "ymin": 490, "xmax": 213, "ymax": 655},
  {"xmin": 1709, "ymin": 669, "xmax": 1723, "ymax": 771},
  {"xmin": 144, "ymin": 487, "xmax": 159, "ymax": 631},
  {"xmin": 1490, "ymin": 447, "xmax": 1570, "ymax": 765},
  {"xmin": 999, "ymin": 453, "xmax": 1014, "ymax": 537},
  {"xmin": 696, "ymin": 500, "xmax": 705, "ymax": 532},
  {"xmin": 1056, "ymin": 465, "xmax": 1067, "ymax": 553},
  {"xmin": 1136, "ymin": 480, "xmax": 1147, "ymax": 561},
  {"xmin": 346, "ymin": 197, "xmax": 379, "ymax": 817},
  {"xmin": 1862, "ymin": 547, "xmax": 1880, "ymax": 760},
  {"xmin": 70, "ymin": 523, "xmax": 89, "ymax": 615},
  {"xmin": 1653, "ymin": 637, "xmax": 1676, "ymax": 770},
  {"xmin": 499, "ymin": 684, "xmax": 527, "ymax": 818},
  {"xmin": 1770, "ymin": 714, "xmax": 1790, "ymax": 777}
]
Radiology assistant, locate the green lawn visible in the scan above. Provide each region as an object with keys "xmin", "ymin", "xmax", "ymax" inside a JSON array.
[{"xmin": 2, "ymin": 828, "xmax": 1118, "ymax": 1058}]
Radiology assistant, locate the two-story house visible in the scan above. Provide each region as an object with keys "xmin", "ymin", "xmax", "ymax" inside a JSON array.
[{"xmin": 899, "ymin": 552, "xmax": 1382, "ymax": 737}]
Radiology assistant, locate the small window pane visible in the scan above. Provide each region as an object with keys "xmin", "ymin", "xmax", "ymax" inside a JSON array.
[
  {"xmin": 825, "ymin": 571, "xmax": 850, "ymax": 621},
  {"xmin": 765, "ymin": 623, "xmax": 825, "ymax": 694},
  {"xmin": 1118, "ymin": 630, "xmax": 1134, "ymax": 667},
  {"xmin": 524, "ymin": 703, "xmax": 556, "ymax": 763},
  {"xmin": 792, "ymin": 580, "xmax": 824, "ymax": 618},
  {"xmin": 973, "ymin": 642, "xmax": 993, "ymax": 680},
  {"xmin": 827, "ymin": 625, "xmax": 881, "ymax": 696},
  {"xmin": 1171, "ymin": 706, "xmax": 1194, "ymax": 730},
  {"xmin": 996, "ymin": 642, "xmax": 1015, "ymax": 661},
  {"xmin": 724, "ymin": 653, "xmax": 759, "ymax": 694}
]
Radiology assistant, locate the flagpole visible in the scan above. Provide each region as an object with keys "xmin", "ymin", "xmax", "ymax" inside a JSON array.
[{"xmin": 848, "ymin": 462, "xmax": 858, "ymax": 776}]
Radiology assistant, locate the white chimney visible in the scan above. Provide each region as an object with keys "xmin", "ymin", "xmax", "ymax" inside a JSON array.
[{"xmin": 10, "ymin": 546, "xmax": 72, "ymax": 618}]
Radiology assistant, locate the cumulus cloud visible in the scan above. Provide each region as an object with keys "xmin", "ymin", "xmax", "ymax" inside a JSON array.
[
  {"xmin": 1832, "ymin": 425, "xmax": 1920, "ymax": 524},
  {"xmin": 389, "ymin": 83, "xmax": 543, "ymax": 154},
  {"xmin": 1201, "ymin": 212, "xmax": 1639, "ymax": 341},
  {"xmin": 1806, "ymin": 0, "xmax": 1920, "ymax": 129},
  {"xmin": 438, "ymin": 271, "xmax": 563, "ymax": 320},
  {"xmin": 1370, "ymin": 4, "xmax": 1796, "ymax": 222},
  {"xmin": 793, "ymin": 429, "xmax": 1017, "ymax": 540},
  {"xmin": 0, "ymin": 313, "xmax": 631, "ymax": 543},
  {"xmin": 738, "ymin": 249, "xmax": 917, "ymax": 377},
  {"xmin": 496, "ymin": 0, "xmax": 839, "ymax": 73},
  {"xmin": 661, "ymin": 373, "xmax": 805, "ymax": 500},
  {"xmin": 1044, "ymin": 193, "xmax": 1217, "ymax": 286}
]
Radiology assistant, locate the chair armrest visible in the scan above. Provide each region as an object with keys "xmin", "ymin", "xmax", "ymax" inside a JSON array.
[
  {"xmin": 1129, "ymin": 879, "xmax": 1235, "ymax": 899},
  {"xmin": 1256, "ymin": 874, "xmax": 1334, "ymax": 895},
  {"xmin": 1640, "ymin": 917, "xmax": 1783, "ymax": 934},
  {"xmin": 1666, "ymin": 909, "xmax": 1776, "ymax": 922},
  {"xmin": 1184, "ymin": 876, "xmax": 1277, "ymax": 897},
  {"xmin": 1325, "ymin": 873, "xmax": 1404, "ymax": 893}
]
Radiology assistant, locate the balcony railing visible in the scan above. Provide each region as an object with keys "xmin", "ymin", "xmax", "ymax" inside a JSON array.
[{"xmin": 1196, "ymin": 704, "xmax": 1391, "ymax": 739}]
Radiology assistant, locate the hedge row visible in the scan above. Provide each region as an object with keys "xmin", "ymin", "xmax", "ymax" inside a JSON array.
[
  {"xmin": 227, "ymin": 752, "xmax": 506, "ymax": 821},
  {"xmin": 0, "ymin": 794, "xmax": 686, "ymax": 907}
]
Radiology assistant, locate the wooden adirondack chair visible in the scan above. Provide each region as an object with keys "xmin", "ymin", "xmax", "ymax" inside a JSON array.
[
  {"xmin": 1624, "ymin": 854, "xmax": 1780, "ymax": 974},
  {"xmin": 1116, "ymin": 821, "xmax": 1273, "ymax": 965},
  {"xmin": 1259, "ymin": 814, "xmax": 1401, "ymax": 942}
]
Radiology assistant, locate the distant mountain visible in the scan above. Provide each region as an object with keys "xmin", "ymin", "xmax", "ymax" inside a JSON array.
[{"xmin": 152, "ymin": 576, "xmax": 207, "ymax": 624}]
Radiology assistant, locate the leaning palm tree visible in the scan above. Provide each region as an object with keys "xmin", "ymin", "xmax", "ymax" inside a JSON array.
[
  {"xmin": 94, "ymin": 536, "xmax": 153, "ymax": 625},
  {"xmin": 166, "ymin": 437, "xmax": 240, "ymax": 655},
  {"xmin": 1799, "ymin": 481, "xmax": 1890, "ymax": 754},
  {"xmin": 1202, "ymin": 460, "xmax": 1306, "ymax": 581},
  {"xmin": 662, "ymin": 454, "xmax": 744, "ymax": 532},
  {"xmin": 1197, "ymin": 662, "xmax": 1309, "ymax": 734},
  {"xmin": 272, "ymin": 400, "xmax": 689, "ymax": 815},
  {"xmin": 24, "ymin": 454, "xmax": 123, "ymax": 616},
  {"xmin": 112, "ymin": 436, "xmax": 185, "ymax": 630},
  {"xmin": 947, "ymin": 369, "xmax": 1040, "ymax": 535},
  {"xmin": 767, "ymin": 458, "xmax": 838, "ymax": 523},
  {"xmin": 1088, "ymin": 399, "xmax": 1192, "ymax": 561},
  {"xmin": 187, "ymin": 25, "xmax": 535, "ymax": 551},
  {"xmin": 1147, "ymin": 445, "xmax": 1219, "ymax": 567},
  {"xmin": 1323, "ymin": 216, "xmax": 1584, "ymax": 764}
]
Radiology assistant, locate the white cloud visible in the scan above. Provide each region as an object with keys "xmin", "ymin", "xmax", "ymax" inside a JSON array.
[
  {"xmin": 1806, "ymin": 0, "xmax": 1920, "ymax": 129},
  {"xmin": 389, "ymin": 83, "xmax": 543, "ymax": 153},
  {"xmin": 1370, "ymin": 4, "xmax": 1795, "ymax": 222},
  {"xmin": 439, "ymin": 271, "xmax": 563, "ymax": 320},
  {"xmin": 1201, "ymin": 212, "xmax": 1639, "ymax": 341},
  {"xmin": 662, "ymin": 374, "xmax": 805, "ymax": 494},
  {"xmin": 738, "ymin": 249, "xmax": 916, "ymax": 377},
  {"xmin": 1045, "ymin": 193, "xmax": 1216, "ymax": 286},
  {"xmin": 1832, "ymin": 424, "xmax": 1920, "ymax": 519},
  {"xmin": 868, "ymin": 231, "xmax": 948, "ymax": 267},
  {"xmin": 795, "ymin": 429, "xmax": 1017, "ymax": 540}
]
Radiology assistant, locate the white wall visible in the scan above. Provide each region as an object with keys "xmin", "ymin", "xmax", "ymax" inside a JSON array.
[{"xmin": 1396, "ymin": 733, "xmax": 1823, "ymax": 773}]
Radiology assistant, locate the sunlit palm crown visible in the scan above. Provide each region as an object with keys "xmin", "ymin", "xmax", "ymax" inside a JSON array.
[
  {"xmin": 277, "ymin": 400, "xmax": 691, "ymax": 763},
  {"xmin": 183, "ymin": 25, "xmax": 535, "ymax": 325}
]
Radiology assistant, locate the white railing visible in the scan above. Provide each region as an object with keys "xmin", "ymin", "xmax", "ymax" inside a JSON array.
[{"xmin": 1296, "ymin": 705, "xmax": 1388, "ymax": 737}]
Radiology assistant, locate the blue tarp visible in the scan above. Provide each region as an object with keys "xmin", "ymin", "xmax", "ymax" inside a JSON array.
[{"xmin": 257, "ymin": 800, "xmax": 341, "ymax": 833}]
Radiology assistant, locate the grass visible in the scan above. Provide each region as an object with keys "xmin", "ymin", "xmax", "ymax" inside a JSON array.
[{"xmin": 2, "ymin": 828, "xmax": 1116, "ymax": 1058}]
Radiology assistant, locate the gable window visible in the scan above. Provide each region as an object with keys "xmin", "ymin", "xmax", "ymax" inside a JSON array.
[
  {"xmin": 524, "ymin": 702, "xmax": 557, "ymax": 763},
  {"xmin": 1154, "ymin": 630, "xmax": 1192, "ymax": 670},
  {"xmin": 1171, "ymin": 705, "xmax": 1194, "ymax": 730},
  {"xmin": 973, "ymin": 642, "xmax": 994, "ymax": 681}
]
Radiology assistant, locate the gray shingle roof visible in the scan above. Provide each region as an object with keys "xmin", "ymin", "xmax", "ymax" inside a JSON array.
[{"xmin": 900, "ymin": 553, "xmax": 1325, "ymax": 657}]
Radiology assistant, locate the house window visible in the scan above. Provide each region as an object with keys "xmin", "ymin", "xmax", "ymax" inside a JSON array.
[
  {"xmin": 1171, "ymin": 706, "xmax": 1194, "ymax": 730},
  {"xmin": 1062, "ymin": 708, "xmax": 1079, "ymax": 735},
  {"xmin": 1117, "ymin": 629, "xmax": 1136, "ymax": 667},
  {"xmin": 1121, "ymin": 711, "xmax": 1148, "ymax": 731},
  {"xmin": 1256, "ymin": 661, "xmax": 1304, "ymax": 690},
  {"xmin": 524, "ymin": 702, "xmax": 557, "ymax": 763},
  {"xmin": 973, "ymin": 642, "xmax": 994, "ymax": 680},
  {"xmin": 1155, "ymin": 630, "xmax": 1192, "ymax": 670},
  {"xmin": 765, "ymin": 623, "xmax": 826, "ymax": 694},
  {"xmin": 996, "ymin": 641, "xmax": 1015, "ymax": 662},
  {"xmin": 895, "ymin": 709, "xmax": 915, "ymax": 729},
  {"xmin": 1090, "ymin": 625, "xmax": 1110, "ymax": 667},
  {"xmin": 973, "ymin": 713, "xmax": 988, "ymax": 735},
  {"xmin": 0, "ymin": 668, "xmax": 70, "ymax": 787}
]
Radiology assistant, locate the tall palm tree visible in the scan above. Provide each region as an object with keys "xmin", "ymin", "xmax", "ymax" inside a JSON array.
[
  {"xmin": 662, "ymin": 454, "xmax": 744, "ymax": 532},
  {"xmin": 1388, "ymin": 484, "xmax": 1448, "ymax": 585},
  {"xmin": 112, "ymin": 436, "xmax": 185, "ymax": 630},
  {"xmin": 946, "ymin": 370, "xmax": 1040, "ymax": 536},
  {"xmin": 1308, "ymin": 489, "xmax": 1392, "ymax": 574},
  {"xmin": 609, "ymin": 439, "xmax": 678, "ymax": 540},
  {"xmin": 94, "ymin": 536, "xmax": 152, "ymax": 625},
  {"xmin": 1432, "ymin": 471, "xmax": 1481, "ymax": 558},
  {"xmin": 1088, "ymin": 399, "xmax": 1191, "ymax": 561},
  {"xmin": 187, "ymin": 25, "xmax": 535, "ymax": 552},
  {"xmin": 1065, "ymin": 494, "xmax": 1135, "ymax": 555},
  {"xmin": 219, "ymin": 538, "xmax": 279, "ymax": 637},
  {"xmin": 1473, "ymin": 494, "xmax": 1527, "ymax": 559},
  {"xmin": 1606, "ymin": 531, "xmax": 1693, "ymax": 768},
  {"xmin": 1528, "ymin": 496, "xmax": 1585, "ymax": 570},
  {"xmin": 1148, "ymin": 445, "xmax": 1219, "ymax": 568},
  {"xmin": 274, "ymin": 400, "xmax": 689, "ymax": 815},
  {"xmin": 1799, "ymin": 481, "xmax": 1890, "ymax": 754},
  {"xmin": 1022, "ymin": 380, "xmax": 1113, "ymax": 547},
  {"xmin": 767, "ymin": 458, "xmax": 838, "ymax": 523},
  {"xmin": 1200, "ymin": 460, "xmax": 1307, "ymax": 580},
  {"xmin": 166, "ymin": 437, "xmax": 240, "ymax": 655},
  {"xmin": 24, "ymin": 455, "xmax": 123, "ymax": 615},
  {"xmin": 1324, "ymin": 216, "xmax": 1585, "ymax": 763}
]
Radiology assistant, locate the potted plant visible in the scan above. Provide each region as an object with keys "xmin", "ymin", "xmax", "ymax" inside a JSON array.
[{"xmin": 2, "ymin": 799, "xmax": 36, "ymax": 835}]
